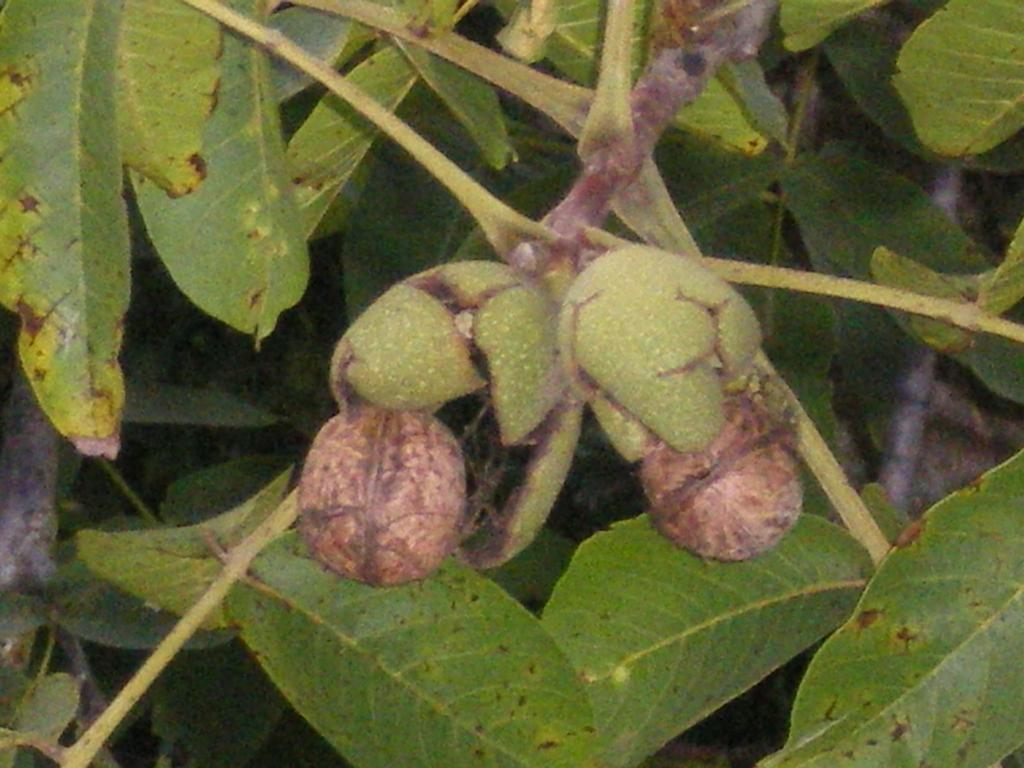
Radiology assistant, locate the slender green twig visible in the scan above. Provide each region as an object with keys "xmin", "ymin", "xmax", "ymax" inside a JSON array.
[
  {"xmin": 758, "ymin": 355, "xmax": 890, "ymax": 564},
  {"xmin": 579, "ymin": 0, "xmax": 636, "ymax": 156},
  {"xmin": 291, "ymin": 0, "xmax": 591, "ymax": 134},
  {"xmin": 95, "ymin": 460, "xmax": 160, "ymax": 524},
  {"xmin": 60, "ymin": 493, "xmax": 300, "ymax": 768},
  {"xmin": 178, "ymin": 0, "xmax": 554, "ymax": 256},
  {"xmin": 706, "ymin": 257, "xmax": 1024, "ymax": 346}
]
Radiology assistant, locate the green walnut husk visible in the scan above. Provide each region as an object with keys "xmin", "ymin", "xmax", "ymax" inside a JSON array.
[
  {"xmin": 460, "ymin": 400, "xmax": 583, "ymax": 569},
  {"xmin": 331, "ymin": 261, "xmax": 560, "ymax": 445},
  {"xmin": 558, "ymin": 245, "xmax": 761, "ymax": 459}
]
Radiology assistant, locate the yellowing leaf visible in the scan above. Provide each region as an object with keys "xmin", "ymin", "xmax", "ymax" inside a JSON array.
[
  {"xmin": 118, "ymin": 0, "xmax": 221, "ymax": 196},
  {"xmin": 134, "ymin": 0, "xmax": 308, "ymax": 340},
  {"xmin": 0, "ymin": 0, "xmax": 130, "ymax": 456}
]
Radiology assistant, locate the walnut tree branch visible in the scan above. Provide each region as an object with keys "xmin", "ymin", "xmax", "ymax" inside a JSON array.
[
  {"xmin": 534, "ymin": 0, "xmax": 778, "ymax": 270},
  {"xmin": 0, "ymin": 369, "xmax": 58, "ymax": 593}
]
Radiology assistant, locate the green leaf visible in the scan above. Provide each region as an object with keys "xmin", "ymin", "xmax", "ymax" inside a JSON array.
[
  {"xmin": 118, "ymin": 0, "xmax": 220, "ymax": 196},
  {"xmin": 781, "ymin": 144, "xmax": 988, "ymax": 277},
  {"xmin": 674, "ymin": 77, "xmax": 770, "ymax": 155},
  {"xmin": 269, "ymin": 7, "xmax": 351, "ymax": 102},
  {"xmin": 488, "ymin": 530, "xmax": 576, "ymax": 609},
  {"xmin": 227, "ymin": 535, "xmax": 597, "ymax": 768},
  {"xmin": 49, "ymin": 558, "xmax": 231, "ymax": 650},
  {"xmin": 505, "ymin": 0, "xmax": 766, "ymax": 152},
  {"xmin": 894, "ymin": 0, "xmax": 1024, "ymax": 157},
  {"xmin": 826, "ymin": 19, "xmax": 1024, "ymax": 172},
  {"xmin": 869, "ymin": 246, "xmax": 975, "ymax": 353},
  {"xmin": 0, "ymin": 0, "xmax": 130, "ymax": 456},
  {"xmin": 763, "ymin": 451, "xmax": 1024, "ymax": 768},
  {"xmin": 764, "ymin": 291, "xmax": 837, "ymax": 443},
  {"xmin": 541, "ymin": 516, "xmax": 871, "ymax": 768},
  {"xmin": 161, "ymin": 456, "xmax": 291, "ymax": 525},
  {"xmin": 397, "ymin": 43, "xmax": 512, "ymax": 170},
  {"xmin": 957, "ymin": 334, "xmax": 1024, "ymax": 406},
  {"xmin": 75, "ymin": 472, "xmax": 290, "ymax": 628},
  {"xmin": 718, "ymin": 60, "xmax": 789, "ymax": 146},
  {"xmin": 134, "ymin": 0, "xmax": 308, "ymax": 340},
  {"xmin": 341, "ymin": 142, "xmax": 469, "ymax": 318},
  {"xmin": 123, "ymin": 381, "xmax": 279, "ymax": 428},
  {"xmin": 517, "ymin": 0, "xmax": 650, "ymax": 86},
  {"xmin": 823, "ymin": 20, "xmax": 930, "ymax": 157},
  {"xmin": 15, "ymin": 674, "xmax": 77, "ymax": 741},
  {"xmin": 780, "ymin": 0, "xmax": 886, "ymax": 51},
  {"xmin": 288, "ymin": 44, "xmax": 419, "ymax": 236},
  {"xmin": 978, "ymin": 215, "xmax": 1024, "ymax": 314},
  {"xmin": 153, "ymin": 642, "xmax": 284, "ymax": 768},
  {"xmin": 657, "ymin": 134, "xmax": 782, "ymax": 243}
]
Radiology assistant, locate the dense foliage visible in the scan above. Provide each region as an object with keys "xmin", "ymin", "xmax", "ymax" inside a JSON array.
[{"xmin": 1, "ymin": 1, "xmax": 1024, "ymax": 767}]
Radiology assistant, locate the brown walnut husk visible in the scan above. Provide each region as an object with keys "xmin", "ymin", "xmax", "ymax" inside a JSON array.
[
  {"xmin": 640, "ymin": 392, "xmax": 802, "ymax": 561},
  {"xmin": 298, "ymin": 406, "xmax": 467, "ymax": 585}
]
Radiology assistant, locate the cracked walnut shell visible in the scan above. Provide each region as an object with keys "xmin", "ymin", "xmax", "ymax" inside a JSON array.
[
  {"xmin": 641, "ymin": 392, "xmax": 802, "ymax": 561},
  {"xmin": 298, "ymin": 406, "xmax": 467, "ymax": 585}
]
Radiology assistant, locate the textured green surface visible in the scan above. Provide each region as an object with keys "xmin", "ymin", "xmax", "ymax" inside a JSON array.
[
  {"xmin": 134, "ymin": 0, "xmax": 308, "ymax": 340},
  {"xmin": 542, "ymin": 516, "xmax": 870, "ymax": 768},
  {"xmin": 288, "ymin": 44, "xmax": 418, "ymax": 235},
  {"xmin": 780, "ymin": 0, "xmax": 885, "ymax": 50},
  {"xmin": 0, "ymin": 0, "xmax": 130, "ymax": 454},
  {"xmin": 559, "ymin": 247, "xmax": 760, "ymax": 454},
  {"xmin": 338, "ymin": 283, "xmax": 485, "ymax": 409},
  {"xmin": 118, "ymin": 0, "xmax": 220, "ymax": 196},
  {"xmin": 764, "ymin": 452, "xmax": 1024, "ymax": 768},
  {"xmin": 228, "ymin": 536, "xmax": 597, "ymax": 768},
  {"xmin": 424, "ymin": 260, "xmax": 520, "ymax": 300},
  {"xmin": 475, "ymin": 283, "xmax": 559, "ymax": 445},
  {"xmin": 894, "ymin": 0, "xmax": 1024, "ymax": 157},
  {"xmin": 75, "ymin": 473, "xmax": 289, "ymax": 628}
]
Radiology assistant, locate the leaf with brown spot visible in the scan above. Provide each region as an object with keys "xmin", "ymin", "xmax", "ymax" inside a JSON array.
[
  {"xmin": 542, "ymin": 515, "xmax": 869, "ymax": 768},
  {"xmin": 134, "ymin": 0, "xmax": 308, "ymax": 340},
  {"xmin": 288, "ymin": 44, "xmax": 419, "ymax": 236},
  {"xmin": 226, "ymin": 536, "xmax": 597, "ymax": 768},
  {"xmin": 763, "ymin": 451, "xmax": 1024, "ymax": 768},
  {"xmin": 0, "ymin": 0, "xmax": 130, "ymax": 455},
  {"xmin": 118, "ymin": 0, "xmax": 221, "ymax": 197}
]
